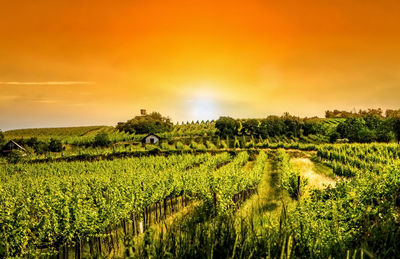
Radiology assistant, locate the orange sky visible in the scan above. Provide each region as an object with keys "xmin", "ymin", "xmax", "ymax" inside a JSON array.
[{"xmin": 1, "ymin": 0, "xmax": 400, "ymax": 129}]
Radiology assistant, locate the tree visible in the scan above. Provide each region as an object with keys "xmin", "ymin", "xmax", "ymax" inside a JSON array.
[
  {"xmin": 282, "ymin": 113, "xmax": 303, "ymax": 138},
  {"xmin": 241, "ymin": 119, "xmax": 259, "ymax": 135},
  {"xmin": 25, "ymin": 137, "xmax": 48, "ymax": 154},
  {"xmin": 329, "ymin": 131, "xmax": 340, "ymax": 143},
  {"xmin": 94, "ymin": 132, "xmax": 111, "ymax": 147},
  {"xmin": 392, "ymin": 117, "xmax": 400, "ymax": 142},
  {"xmin": 376, "ymin": 119, "xmax": 395, "ymax": 142},
  {"xmin": 303, "ymin": 118, "xmax": 323, "ymax": 136},
  {"xmin": 336, "ymin": 118, "xmax": 366, "ymax": 142},
  {"xmin": 49, "ymin": 139, "xmax": 63, "ymax": 152},
  {"xmin": 215, "ymin": 117, "xmax": 240, "ymax": 137},
  {"xmin": 116, "ymin": 112, "xmax": 173, "ymax": 134}
]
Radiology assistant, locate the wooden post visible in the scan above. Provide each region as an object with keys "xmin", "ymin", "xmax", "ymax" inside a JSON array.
[
  {"xmin": 131, "ymin": 213, "xmax": 137, "ymax": 236},
  {"xmin": 75, "ymin": 239, "xmax": 81, "ymax": 259},
  {"xmin": 297, "ymin": 175, "xmax": 301, "ymax": 199},
  {"xmin": 213, "ymin": 192, "xmax": 218, "ymax": 209},
  {"xmin": 164, "ymin": 198, "xmax": 167, "ymax": 219},
  {"xmin": 155, "ymin": 202, "xmax": 158, "ymax": 222},
  {"xmin": 149, "ymin": 205, "xmax": 152, "ymax": 226},
  {"xmin": 181, "ymin": 195, "xmax": 184, "ymax": 209},
  {"xmin": 123, "ymin": 219, "xmax": 127, "ymax": 236},
  {"xmin": 89, "ymin": 239, "xmax": 94, "ymax": 255},
  {"xmin": 158, "ymin": 201, "xmax": 162, "ymax": 221},
  {"xmin": 98, "ymin": 237, "xmax": 102, "ymax": 256},
  {"xmin": 143, "ymin": 210, "xmax": 146, "ymax": 228}
]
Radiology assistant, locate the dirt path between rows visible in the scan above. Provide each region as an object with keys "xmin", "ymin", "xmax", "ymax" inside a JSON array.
[{"xmin": 291, "ymin": 158, "xmax": 336, "ymax": 189}]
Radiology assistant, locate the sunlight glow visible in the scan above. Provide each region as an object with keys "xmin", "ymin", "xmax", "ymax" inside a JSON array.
[{"xmin": 184, "ymin": 86, "xmax": 220, "ymax": 121}]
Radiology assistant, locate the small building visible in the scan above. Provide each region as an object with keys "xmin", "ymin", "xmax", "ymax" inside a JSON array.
[
  {"xmin": 142, "ymin": 134, "xmax": 161, "ymax": 144},
  {"xmin": 1, "ymin": 140, "xmax": 26, "ymax": 155}
]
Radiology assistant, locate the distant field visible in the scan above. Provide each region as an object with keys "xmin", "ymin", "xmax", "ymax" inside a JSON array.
[
  {"xmin": 4, "ymin": 126, "xmax": 105, "ymax": 139},
  {"xmin": 3, "ymin": 126, "xmax": 137, "ymax": 145}
]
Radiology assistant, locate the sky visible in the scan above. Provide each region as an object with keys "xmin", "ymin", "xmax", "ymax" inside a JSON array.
[{"xmin": 1, "ymin": 0, "xmax": 400, "ymax": 130}]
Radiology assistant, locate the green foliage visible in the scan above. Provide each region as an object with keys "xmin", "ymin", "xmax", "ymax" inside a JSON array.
[
  {"xmin": 48, "ymin": 138, "xmax": 63, "ymax": 152},
  {"xmin": 336, "ymin": 117, "xmax": 395, "ymax": 143},
  {"xmin": 205, "ymin": 140, "xmax": 217, "ymax": 150},
  {"xmin": 0, "ymin": 130, "xmax": 4, "ymax": 146},
  {"xmin": 93, "ymin": 132, "xmax": 111, "ymax": 147},
  {"xmin": 392, "ymin": 117, "xmax": 400, "ymax": 141},
  {"xmin": 190, "ymin": 140, "xmax": 207, "ymax": 151},
  {"xmin": 5, "ymin": 149, "xmax": 28, "ymax": 163},
  {"xmin": 325, "ymin": 108, "xmax": 384, "ymax": 118},
  {"xmin": 0, "ymin": 153, "xmax": 232, "ymax": 257},
  {"xmin": 215, "ymin": 116, "xmax": 240, "ymax": 137},
  {"xmin": 4, "ymin": 126, "xmax": 104, "ymax": 141},
  {"xmin": 276, "ymin": 149, "xmax": 308, "ymax": 199},
  {"xmin": 175, "ymin": 141, "xmax": 187, "ymax": 150},
  {"xmin": 241, "ymin": 119, "xmax": 259, "ymax": 135},
  {"xmin": 116, "ymin": 112, "xmax": 173, "ymax": 134},
  {"xmin": 220, "ymin": 140, "xmax": 228, "ymax": 149},
  {"xmin": 132, "ymin": 144, "xmax": 400, "ymax": 258},
  {"xmin": 233, "ymin": 136, "xmax": 240, "ymax": 148}
]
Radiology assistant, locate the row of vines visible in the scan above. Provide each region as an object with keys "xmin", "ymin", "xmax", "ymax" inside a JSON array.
[{"xmin": 0, "ymin": 151, "xmax": 268, "ymax": 257}]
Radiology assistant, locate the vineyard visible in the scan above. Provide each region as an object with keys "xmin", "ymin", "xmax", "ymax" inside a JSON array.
[
  {"xmin": 0, "ymin": 151, "xmax": 270, "ymax": 257},
  {"xmin": 1, "ymin": 123, "xmax": 400, "ymax": 257}
]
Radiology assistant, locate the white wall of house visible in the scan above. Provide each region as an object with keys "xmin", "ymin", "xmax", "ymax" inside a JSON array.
[{"xmin": 144, "ymin": 135, "xmax": 160, "ymax": 144}]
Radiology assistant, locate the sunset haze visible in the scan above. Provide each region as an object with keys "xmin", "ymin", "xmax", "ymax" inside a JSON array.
[{"xmin": 1, "ymin": 0, "xmax": 400, "ymax": 129}]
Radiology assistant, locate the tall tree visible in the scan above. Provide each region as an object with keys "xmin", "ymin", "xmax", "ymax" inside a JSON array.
[
  {"xmin": 392, "ymin": 117, "xmax": 400, "ymax": 142},
  {"xmin": 116, "ymin": 112, "xmax": 173, "ymax": 134},
  {"xmin": 215, "ymin": 116, "xmax": 240, "ymax": 137}
]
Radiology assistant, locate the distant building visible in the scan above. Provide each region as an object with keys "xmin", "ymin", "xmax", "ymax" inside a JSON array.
[
  {"xmin": 141, "ymin": 109, "xmax": 147, "ymax": 116},
  {"xmin": 1, "ymin": 140, "xmax": 26, "ymax": 155},
  {"xmin": 142, "ymin": 134, "xmax": 161, "ymax": 144}
]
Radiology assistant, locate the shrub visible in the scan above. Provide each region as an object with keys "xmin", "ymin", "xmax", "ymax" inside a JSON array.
[
  {"xmin": 49, "ymin": 138, "xmax": 63, "ymax": 152},
  {"xmin": 93, "ymin": 132, "xmax": 111, "ymax": 147},
  {"xmin": 277, "ymin": 149, "xmax": 308, "ymax": 199}
]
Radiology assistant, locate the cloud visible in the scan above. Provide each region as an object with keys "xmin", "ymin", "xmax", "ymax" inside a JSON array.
[{"xmin": 0, "ymin": 81, "xmax": 94, "ymax": 85}]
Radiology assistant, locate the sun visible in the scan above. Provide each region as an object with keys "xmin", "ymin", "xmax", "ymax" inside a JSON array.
[{"xmin": 184, "ymin": 87, "xmax": 220, "ymax": 121}]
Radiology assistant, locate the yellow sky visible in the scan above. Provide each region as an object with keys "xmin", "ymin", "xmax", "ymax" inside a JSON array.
[{"xmin": 1, "ymin": 0, "xmax": 400, "ymax": 129}]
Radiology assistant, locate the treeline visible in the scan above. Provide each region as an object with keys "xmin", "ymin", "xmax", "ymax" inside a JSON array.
[
  {"xmin": 215, "ymin": 113, "xmax": 323, "ymax": 139},
  {"xmin": 325, "ymin": 108, "xmax": 400, "ymax": 142},
  {"xmin": 325, "ymin": 108, "xmax": 400, "ymax": 118},
  {"xmin": 215, "ymin": 111, "xmax": 400, "ymax": 143},
  {"xmin": 331, "ymin": 117, "xmax": 400, "ymax": 143}
]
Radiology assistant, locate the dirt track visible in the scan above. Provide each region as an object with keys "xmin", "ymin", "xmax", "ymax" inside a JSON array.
[{"xmin": 291, "ymin": 158, "xmax": 336, "ymax": 189}]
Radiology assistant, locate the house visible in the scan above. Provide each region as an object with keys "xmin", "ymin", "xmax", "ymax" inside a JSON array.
[
  {"xmin": 142, "ymin": 134, "xmax": 161, "ymax": 144},
  {"xmin": 1, "ymin": 140, "xmax": 26, "ymax": 155}
]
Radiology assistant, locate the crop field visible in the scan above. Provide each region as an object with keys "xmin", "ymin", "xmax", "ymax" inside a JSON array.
[
  {"xmin": 1, "ymin": 116, "xmax": 400, "ymax": 258},
  {"xmin": 4, "ymin": 126, "xmax": 106, "ymax": 140},
  {"xmin": 1, "ymin": 139, "xmax": 400, "ymax": 258}
]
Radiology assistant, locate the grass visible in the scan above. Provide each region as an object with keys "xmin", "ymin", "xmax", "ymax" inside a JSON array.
[{"xmin": 4, "ymin": 125, "xmax": 105, "ymax": 139}]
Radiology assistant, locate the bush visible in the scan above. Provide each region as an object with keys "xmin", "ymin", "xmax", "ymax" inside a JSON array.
[
  {"xmin": 48, "ymin": 138, "xmax": 63, "ymax": 152},
  {"xmin": 6, "ymin": 150, "xmax": 28, "ymax": 163},
  {"xmin": 277, "ymin": 149, "xmax": 308, "ymax": 199},
  {"xmin": 93, "ymin": 132, "xmax": 111, "ymax": 147}
]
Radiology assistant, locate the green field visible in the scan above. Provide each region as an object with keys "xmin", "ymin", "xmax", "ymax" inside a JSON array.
[
  {"xmin": 1, "ymin": 120, "xmax": 400, "ymax": 258},
  {"xmin": 1, "ymin": 142, "xmax": 399, "ymax": 257}
]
